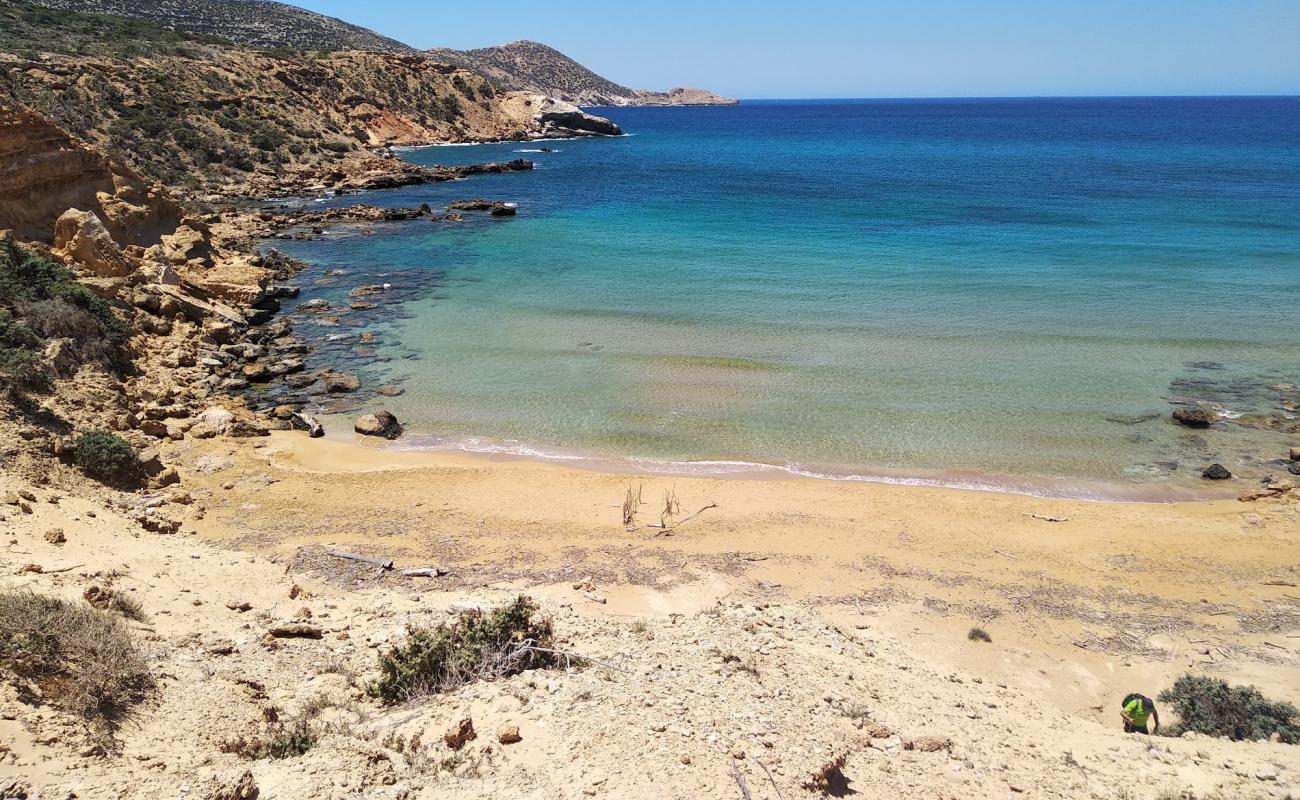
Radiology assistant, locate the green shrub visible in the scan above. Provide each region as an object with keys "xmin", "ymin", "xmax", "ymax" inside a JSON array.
[
  {"xmin": 0, "ymin": 590, "xmax": 152, "ymax": 742},
  {"xmin": 369, "ymin": 596, "xmax": 559, "ymax": 704},
  {"xmin": 0, "ymin": 309, "xmax": 50, "ymax": 391},
  {"xmin": 74, "ymin": 430, "xmax": 140, "ymax": 483},
  {"xmin": 0, "ymin": 237, "xmax": 128, "ymax": 379},
  {"xmin": 1159, "ymin": 674, "xmax": 1300, "ymax": 743},
  {"xmin": 262, "ymin": 719, "xmax": 316, "ymax": 758}
]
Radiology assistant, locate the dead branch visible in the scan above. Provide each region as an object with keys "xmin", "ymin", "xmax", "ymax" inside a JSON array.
[
  {"xmin": 649, "ymin": 502, "xmax": 718, "ymax": 534},
  {"xmin": 328, "ymin": 550, "xmax": 393, "ymax": 570},
  {"xmin": 731, "ymin": 762, "xmax": 753, "ymax": 800},
  {"xmin": 508, "ymin": 643, "xmax": 630, "ymax": 673},
  {"xmin": 1262, "ymin": 580, "xmax": 1297, "ymax": 587},
  {"xmin": 401, "ymin": 567, "xmax": 446, "ymax": 578},
  {"xmin": 758, "ymin": 760, "xmax": 786, "ymax": 800},
  {"xmin": 1023, "ymin": 513, "xmax": 1068, "ymax": 523}
]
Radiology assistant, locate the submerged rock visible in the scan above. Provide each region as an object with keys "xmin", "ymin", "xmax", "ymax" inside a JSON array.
[{"xmin": 1172, "ymin": 408, "xmax": 1216, "ymax": 428}]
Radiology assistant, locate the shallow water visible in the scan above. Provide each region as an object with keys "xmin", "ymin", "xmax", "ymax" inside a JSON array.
[{"xmin": 269, "ymin": 98, "xmax": 1300, "ymax": 496}]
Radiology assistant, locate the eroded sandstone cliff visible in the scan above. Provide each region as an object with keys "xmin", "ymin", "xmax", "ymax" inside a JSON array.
[{"xmin": 0, "ymin": 103, "xmax": 181, "ymax": 244}]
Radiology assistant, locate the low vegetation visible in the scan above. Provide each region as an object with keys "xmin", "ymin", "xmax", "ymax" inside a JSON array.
[
  {"xmin": 0, "ymin": 590, "xmax": 152, "ymax": 744},
  {"xmin": 0, "ymin": 0, "xmax": 230, "ymax": 58},
  {"xmin": 369, "ymin": 596, "xmax": 560, "ymax": 704},
  {"xmin": 73, "ymin": 430, "xmax": 140, "ymax": 483},
  {"xmin": 1159, "ymin": 674, "xmax": 1300, "ymax": 743},
  {"xmin": 220, "ymin": 718, "xmax": 317, "ymax": 760},
  {"xmin": 0, "ymin": 236, "xmax": 128, "ymax": 393}
]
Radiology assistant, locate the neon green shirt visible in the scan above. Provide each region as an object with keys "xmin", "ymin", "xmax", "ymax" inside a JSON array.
[{"xmin": 1124, "ymin": 697, "xmax": 1151, "ymax": 727}]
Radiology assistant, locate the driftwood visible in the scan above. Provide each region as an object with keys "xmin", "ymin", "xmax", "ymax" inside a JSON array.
[
  {"xmin": 401, "ymin": 567, "xmax": 447, "ymax": 578},
  {"xmin": 268, "ymin": 623, "xmax": 323, "ymax": 639},
  {"xmin": 1023, "ymin": 513, "xmax": 1068, "ymax": 523},
  {"xmin": 1262, "ymin": 580, "xmax": 1297, "ymax": 588},
  {"xmin": 328, "ymin": 550, "xmax": 393, "ymax": 570}
]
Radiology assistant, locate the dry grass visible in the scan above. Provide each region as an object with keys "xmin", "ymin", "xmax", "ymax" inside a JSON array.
[
  {"xmin": 0, "ymin": 589, "xmax": 152, "ymax": 746},
  {"xmin": 968, "ymin": 626, "xmax": 992, "ymax": 642},
  {"xmin": 622, "ymin": 484, "xmax": 643, "ymax": 526}
]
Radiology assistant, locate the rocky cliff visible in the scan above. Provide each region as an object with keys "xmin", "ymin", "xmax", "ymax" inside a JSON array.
[
  {"xmin": 427, "ymin": 40, "xmax": 737, "ymax": 107},
  {"xmin": 0, "ymin": 103, "xmax": 181, "ymax": 244},
  {"xmin": 0, "ymin": 26, "xmax": 618, "ymax": 198},
  {"xmin": 24, "ymin": 0, "xmax": 414, "ymax": 52}
]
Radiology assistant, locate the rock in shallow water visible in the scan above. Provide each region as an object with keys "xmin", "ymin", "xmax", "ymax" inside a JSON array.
[
  {"xmin": 354, "ymin": 411, "xmax": 402, "ymax": 440},
  {"xmin": 1202, "ymin": 463, "xmax": 1231, "ymax": 480},
  {"xmin": 1172, "ymin": 408, "xmax": 1216, "ymax": 428}
]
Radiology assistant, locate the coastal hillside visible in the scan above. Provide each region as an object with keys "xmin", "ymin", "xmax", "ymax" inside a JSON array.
[
  {"xmin": 427, "ymin": 40, "xmax": 737, "ymax": 106},
  {"xmin": 24, "ymin": 0, "xmax": 414, "ymax": 52},
  {"xmin": 0, "ymin": 0, "xmax": 621, "ymax": 198}
]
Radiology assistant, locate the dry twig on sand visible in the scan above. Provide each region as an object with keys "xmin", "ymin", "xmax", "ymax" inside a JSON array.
[
  {"xmin": 647, "ymin": 502, "xmax": 719, "ymax": 536},
  {"xmin": 328, "ymin": 550, "xmax": 393, "ymax": 570},
  {"xmin": 731, "ymin": 762, "xmax": 753, "ymax": 800},
  {"xmin": 759, "ymin": 760, "xmax": 786, "ymax": 800},
  {"xmin": 1023, "ymin": 513, "xmax": 1069, "ymax": 523}
]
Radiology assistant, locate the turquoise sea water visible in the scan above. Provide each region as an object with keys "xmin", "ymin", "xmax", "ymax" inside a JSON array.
[{"xmin": 269, "ymin": 98, "xmax": 1300, "ymax": 497}]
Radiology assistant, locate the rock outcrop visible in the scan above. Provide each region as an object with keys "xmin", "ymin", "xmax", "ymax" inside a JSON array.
[
  {"xmin": 426, "ymin": 40, "xmax": 736, "ymax": 107},
  {"xmin": 1, "ymin": 44, "xmax": 617, "ymax": 198},
  {"xmin": 0, "ymin": 104, "xmax": 181, "ymax": 244},
  {"xmin": 52, "ymin": 209, "xmax": 134, "ymax": 277}
]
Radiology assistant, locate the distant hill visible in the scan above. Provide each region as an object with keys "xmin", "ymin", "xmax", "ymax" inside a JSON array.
[
  {"xmin": 427, "ymin": 40, "xmax": 737, "ymax": 107},
  {"xmin": 24, "ymin": 0, "xmax": 414, "ymax": 52}
]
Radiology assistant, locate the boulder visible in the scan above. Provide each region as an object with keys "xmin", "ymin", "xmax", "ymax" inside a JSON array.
[
  {"xmin": 298, "ymin": 299, "xmax": 331, "ymax": 313},
  {"xmin": 290, "ymin": 413, "xmax": 325, "ymax": 438},
  {"xmin": 1290, "ymin": 447, "xmax": 1300, "ymax": 462},
  {"xmin": 444, "ymin": 717, "xmax": 476, "ymax": 751},
  {"xmin": 53, "ymin": 209, "xmax": 134, "ymax": 277},
  {"xmin": 226, "ymin": 418, "xmax": 270, "ymax": 438},
  {"xmin": 323, "ymin": 372, "xmax": 361, "ymax": 393},
  {"xmin": 160, "ymin": 219, "xmax": 213, "ymax": 267},
  {"xmin": 354, "ymin": 411, "xmax": 402, "ymax": 440},
  {"xmin": 197, "ymin": 407, "xmax": 235, "ymax": 434},
  {"xmin": 1202, "ymin": 463, "xmax": 1232, "ymax": 480},
  {"xmin": 1172, "ymin": 408, "xmax": 1216, "ymax": 428}
]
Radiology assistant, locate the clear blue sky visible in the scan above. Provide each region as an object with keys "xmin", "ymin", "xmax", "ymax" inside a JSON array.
[{"xmin": 293, "ymin": 0, "xmax": 1300, "ymax": 98}]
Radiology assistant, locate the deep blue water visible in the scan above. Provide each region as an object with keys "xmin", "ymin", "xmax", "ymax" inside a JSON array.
[{"xmin": 270, "ymin": 97, "xmax": 1300, "ymax": 496}]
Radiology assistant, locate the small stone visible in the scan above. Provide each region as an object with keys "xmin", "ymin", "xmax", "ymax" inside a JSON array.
[
  {"xmin": 44, "ymin": 528, "xmax": 66, "ymax": 545},
  {"xmin": 1256, "ymin": 767, "xmax": 1278, "ymax": 781},
  {"xmin": 679, "ymin": 754, "xmax": 691, "ymax": 765},
  {"xmin": 444, "ymin": 717, "xmax": 476, "ymax": 751},
  {"xmin": 497, "ymin": 723, "xmax": 522, "ymax": 745},
  {"xmin": 1202, "ymin": 463, "xmax": 1231, "ymax": 480}
]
